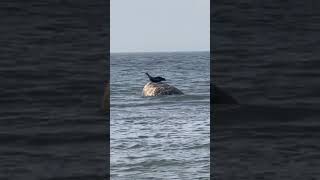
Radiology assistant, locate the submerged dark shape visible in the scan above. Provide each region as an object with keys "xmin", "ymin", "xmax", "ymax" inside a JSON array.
[
  {"xmin": 213, "ymin": 85, "xmax": 238, "ymax": 104},
  {"xmin": 102, "ymin": 80, "xmax": 109, "ymax": 113},
  {"xmin": 145, "ymin": 72, "xmax": 166, "ymax": 83}
]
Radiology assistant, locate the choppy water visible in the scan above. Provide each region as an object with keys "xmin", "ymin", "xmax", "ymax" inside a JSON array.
[
  {"xmin": 213, "ymin": 0, "xmax": 320, "ymax": 179},
  {"xmin": 110, "ymin": 52, "xmax": 210, "ymax": 179}
]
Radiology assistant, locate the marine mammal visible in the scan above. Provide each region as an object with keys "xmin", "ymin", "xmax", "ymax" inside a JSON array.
[
  {"xmin": 142, "ymin": 82, "xmax": 183, "ymax": 96},
  {"xmin": 145, "ymin": 72, "xmax": 166, "ymax": 83}
]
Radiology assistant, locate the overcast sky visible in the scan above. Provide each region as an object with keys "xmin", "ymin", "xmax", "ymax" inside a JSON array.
[{"xmin": 111, "ymin": 0, "xmax": 210, "ymax": 53}]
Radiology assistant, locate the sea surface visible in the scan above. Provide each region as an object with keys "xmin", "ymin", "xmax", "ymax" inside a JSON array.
[
  {"xmin": 110, "ymin": 52, "xmax": 210, "ymax": 179},
  {"xmin": 0, "ymin": 1, "xmax": 107, "ymax": 179},
  {"xmin": 213, "ymin": 0, "xmax": 320, "ymax": 179}
]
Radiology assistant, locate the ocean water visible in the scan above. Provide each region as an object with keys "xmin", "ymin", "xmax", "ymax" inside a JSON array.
[
  {"xmin": 213, "ymin": 0, "xmax": 320, "ymax": 179},
  {"xmin": 110, "ymin": 52, "xmax": 210, "ymax": 179},
  {"xmin": 0, "ymin": 1, "xmax": 107, "ymax": 179}
]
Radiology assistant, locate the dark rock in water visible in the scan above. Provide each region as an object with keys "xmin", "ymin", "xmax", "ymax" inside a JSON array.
[
  {"xmin": 143, "ymin": 82, "xmax": 183, "ymax": 96},
  {"xmin": 213, "ymin": 85, "xmax": 238, "ymax": 104}
]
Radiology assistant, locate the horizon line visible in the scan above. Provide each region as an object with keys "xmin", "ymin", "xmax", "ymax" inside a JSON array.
[{"xmin": 110, "ymin": 50, "xmax": 210, "ymax": 54}]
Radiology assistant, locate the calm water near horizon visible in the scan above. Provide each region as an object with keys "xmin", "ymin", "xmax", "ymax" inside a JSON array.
[{"xmin": 110, "ymin": 51, "xmax": 210, "ymax": 179}]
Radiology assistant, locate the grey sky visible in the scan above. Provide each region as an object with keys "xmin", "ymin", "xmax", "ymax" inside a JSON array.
[{"xmin": 111, "ymin": 0, "xmax": 210, "ymax": 53}]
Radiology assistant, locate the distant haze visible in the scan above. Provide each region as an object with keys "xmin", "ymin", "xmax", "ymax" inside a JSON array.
[{"xmin": 111, "ymin": 0, "xmax": 210, "ymax": 53}]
